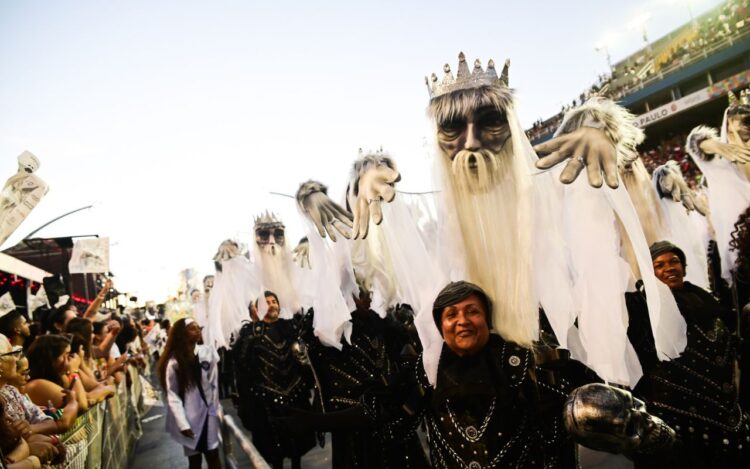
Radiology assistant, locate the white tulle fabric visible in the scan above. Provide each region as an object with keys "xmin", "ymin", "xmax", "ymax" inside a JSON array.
[
  {"xmin": 378, "ymin": 199, "xmax": 447, "ymax": 383},
  {"xmin": 207, "ymin": 256, "xmax": 259, "ymax": 348},
  {"xmin": 608, "ymin": 185, "xmax": 687, "ymax": 361},
  {"xmin": 193, "ymin": 295, "xmax": 211, "ymax": 344},
  {"xmin": 652, "ymin": 178, "xmax": 710, "ymax": 290},
  {"xmin": 298, "ymin": 212, "xmax": 354, "ymax": 349},
  {"xmin": 694, "ymin": 111, "xmax": 750, "ymax": 284}
]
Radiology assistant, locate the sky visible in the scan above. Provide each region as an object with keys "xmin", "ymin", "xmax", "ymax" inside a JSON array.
[{"xmin": 0, "ymin": 0, "xmax": 725, "ymax": 303}]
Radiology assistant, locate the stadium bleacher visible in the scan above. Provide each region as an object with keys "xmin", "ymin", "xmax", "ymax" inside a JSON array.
[{"xmin": 528, "ymin": 0, "xmax": 750, "ymax": 179}]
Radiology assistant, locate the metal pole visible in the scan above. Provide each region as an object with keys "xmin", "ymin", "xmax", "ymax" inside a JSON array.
[{"xmin": 22, "ymin": 205, "xmax": 93, "ymax": 240}]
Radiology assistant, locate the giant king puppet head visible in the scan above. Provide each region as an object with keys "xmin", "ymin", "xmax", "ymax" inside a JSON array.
[
  {"xmin": 426, "ymin": 52, "xmax": 537, "ymax": 347},
  {"xmin": 725, "ymin": 89, "xmax": 750, "ymax": 181},
  {"xmin": 253, "ymin": 211, "xmax": 299, "ymax": 318}
]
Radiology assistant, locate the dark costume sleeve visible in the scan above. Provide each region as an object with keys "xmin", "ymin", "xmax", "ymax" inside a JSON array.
[
  {"xmin": 232, "ymin": 322, "xmax": 257, "ymax": 428},
  {"xmin": 625, "ymin": 288, "xmax": 660, "ymax": 375}
]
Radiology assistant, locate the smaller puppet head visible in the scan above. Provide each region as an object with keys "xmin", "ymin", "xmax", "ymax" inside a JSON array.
[
  {"xmin": 254, "ymin": 211, "xmax": 286, "ymax": 256},
  {"xmin": 725, "ymin": 89, "xmax": 750, "ymax": 148},
  {"xmin": 17, "ymin": 151, "xmax": 40, "ymax": 174},
  {"xmin": 202, "ymin": 275, "xmax": 214, "ymax": 293}
]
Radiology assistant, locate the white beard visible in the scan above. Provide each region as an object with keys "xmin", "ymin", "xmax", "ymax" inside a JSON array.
[
  {"xmin": 438, "ymin": 142, "xmax": 537, "ymax": 347},
  {"xmin": 254, "ymin": 245, "xmax": 299, "ymax": 316}
]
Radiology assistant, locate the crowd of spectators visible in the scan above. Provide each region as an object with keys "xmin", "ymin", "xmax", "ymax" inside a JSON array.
[
  {"xmin": 0, "ymin": 279, "xmax": 168, "ymax": 469},
  {"xmin": 610, "ymin": 0, "xmax": 750, "ymax": 99},
  {"xmin": 639, "ymin": 133, "xmax": 703, "ymax": 188},
  {"xmin": 526, "ymin": 73, "xmax": 612, "ymax": 142},
  {"xmin": 527, "ymin": 0, "xmax": 750, "ymax": 141}
]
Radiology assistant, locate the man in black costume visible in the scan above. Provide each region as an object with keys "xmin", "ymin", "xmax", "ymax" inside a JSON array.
[
  {"xmin": 627, "ymin": 241, "xmax": 750, "ymax": 467},
  {"xmin": 233, "ymin": 291, "xmax": 316, "ymax": 469},
  {"xmin": 298, "ymin": 287, "xmax": 430, "ymax": 468}
]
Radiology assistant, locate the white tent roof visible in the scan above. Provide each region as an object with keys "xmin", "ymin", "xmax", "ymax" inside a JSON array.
[{"xmin": 0, "ymin": 252, "xmax": 50, "ymax": 283}]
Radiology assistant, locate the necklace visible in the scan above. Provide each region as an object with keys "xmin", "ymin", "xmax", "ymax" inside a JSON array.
[{"xmin": 445, "ymin": 397, "xmax": 496, "ymax": 443}]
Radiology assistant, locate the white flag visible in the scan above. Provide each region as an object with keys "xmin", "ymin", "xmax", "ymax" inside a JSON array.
[{"xmin": 69, "ymin": 237, "xmax": 110, "ymax": 274}]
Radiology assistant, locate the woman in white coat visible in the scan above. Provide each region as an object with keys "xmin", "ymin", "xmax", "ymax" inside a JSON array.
[{"xmin": 158, "ymin": 318, "xmax": 221, "ymax": 469}]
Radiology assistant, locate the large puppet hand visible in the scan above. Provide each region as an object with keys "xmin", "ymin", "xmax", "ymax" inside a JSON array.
[
  {"xmin": 655, "ymin": 162, "xmax": 699, "ymax": 213},
  {"xmin": 534, "ymin": 127, "xmax": 619, "ymax": 188},
  {"xmin": 296, "ymin": 181, "xmax": 353, "ymax": 241},
  {"xmin": 351, "ymin": 165, "xmax": 401, "ymax": 239},
  {"xmin": 699, "ymin": 138, "xmax": 750, "ymax": 164},
  {"xmin": 292, "ymin": 237, "xmax": 311, "ymax": 269}
]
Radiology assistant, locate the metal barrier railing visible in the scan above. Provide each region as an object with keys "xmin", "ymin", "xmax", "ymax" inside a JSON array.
[
  {"xmin": 218, "ymin": 411, "xmax": 271, "ymax": 469},
  {"xmin": 48, "ymin": 366, "xmax": 145, "ymax": 469},
  {"xmin": 46, "ymin": 364, "xmax": 269, "ymax": 469}
]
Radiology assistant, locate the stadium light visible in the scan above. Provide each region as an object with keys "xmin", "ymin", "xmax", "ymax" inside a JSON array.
[
  {"xmin": 594, "ymin": 42, "xmax": 613, "ymax": 72},
  {"xmin": 665, "ymin": 0, "xmax": 699, "ymax": 25},
  {"xmin": 628, "ymin": 12, "xmax": 653, "ymax": 51}
]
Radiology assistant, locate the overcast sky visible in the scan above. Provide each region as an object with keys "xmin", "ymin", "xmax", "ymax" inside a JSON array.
[{"xmin": 0, "ymin": 0, "xmax": 724, "ymax": 303}]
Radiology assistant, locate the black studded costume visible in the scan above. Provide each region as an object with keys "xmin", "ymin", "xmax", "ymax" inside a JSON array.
[
  {"xmin": 233, "ymin": 318, "xmax": 316, "ymax": 469},
  {"xmin": 627, "ymin": 281, "xmax": 750, "ymax": 468},
  {"xmin": 300, "ymin": 307, "xmax": 430, "ymax": 468},
  {"xmin": 365, "ymin": 333, "xmax": 593, "ymax": 469}
]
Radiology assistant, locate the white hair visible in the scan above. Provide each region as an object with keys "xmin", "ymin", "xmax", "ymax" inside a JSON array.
[{"xmin": 435, "ymin": 99, "xmax": 537, "ymax": 347}]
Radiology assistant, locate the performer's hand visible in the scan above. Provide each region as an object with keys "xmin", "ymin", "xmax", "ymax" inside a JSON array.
[
  {"xmin": 181, "ymin": 429, "xmax": 195, "ymax": 439},
  {"xmin": 699, "ymin": 138, "xmax": 750, "ymax": 164},
  {"xmin": 292, "ymin": 238, "xmax": 311, "ymax": 269},
  {"xmin": 534, "ymin": 127, "xmax": 619, "ymax": 188},
  {"xmin": 352, "ymin": 165, "xmax": 400, "ymax": 239},
  {"xmin": 299, "ymin": 190, "xmax": 353, "ymax": 241}
]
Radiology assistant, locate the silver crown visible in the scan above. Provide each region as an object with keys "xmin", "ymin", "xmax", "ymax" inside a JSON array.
[
  {"xmin": 728, "ymin": 88, "xmax": 750, "ymax": 107},
  {"xmin": 426, "ymin": 52, "xmax": 510, "ymax": 99},
  {"xmin": 253, "ymin": 210, "xmax": 284, "ymax": 230}
]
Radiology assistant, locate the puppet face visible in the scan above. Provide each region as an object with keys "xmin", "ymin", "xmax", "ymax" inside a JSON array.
[
  {"xmin": 203, "ymin": 275, "xmax": 214, "ymax": 292},
  {"xmin": 436, "ymin": 105, "xmax": 512, "ymax": 192},
  {"xmin": 726, "ymin": 112, "xmax": 750, "ymax": 148},
  {"xmin": 17, "ymin": 151, "xmax": 40, "ymax": 173},
  {"xmin": 255, "ymin": 223, "xmax": 286, "ymax": 255}
]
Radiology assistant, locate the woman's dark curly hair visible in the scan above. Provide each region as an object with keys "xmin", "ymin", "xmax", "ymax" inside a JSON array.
[
  {"xmin": 65, "ymin": 317, "xmax": 93, "ymax": 359},
  {"xmin": 730, "ymin": 206, "xmax": 750, "ymax": 278},
  {"xmin": 26, "ymin": 334, "xmax": 71, "ymax": 387}
]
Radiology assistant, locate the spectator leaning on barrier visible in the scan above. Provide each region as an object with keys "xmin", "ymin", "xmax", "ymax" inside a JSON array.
[
  {"xmin": 92, "ymin": 319, "xmax": 127, "ymax": 384},
  {"xmin": 0, "ymin": 405, "xmax": 42, "ymax": 469},
  {"xmin": 65, "ymin": 318, "xmax": 116, "ymax": 397},
  {"xmin": 24, "ymin": 335, "xmax": 90, "ymax": 414},
  {"xmin": 66, "ymin": 333, "xmax": 115, "ymax": 405},
  {"xmin": 0, "ymin": 334, "xmax": 76, "ymax": 436},
  {"xmin": 0, "ymin": 334, "xmax": 67, "ymax": 467}
]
